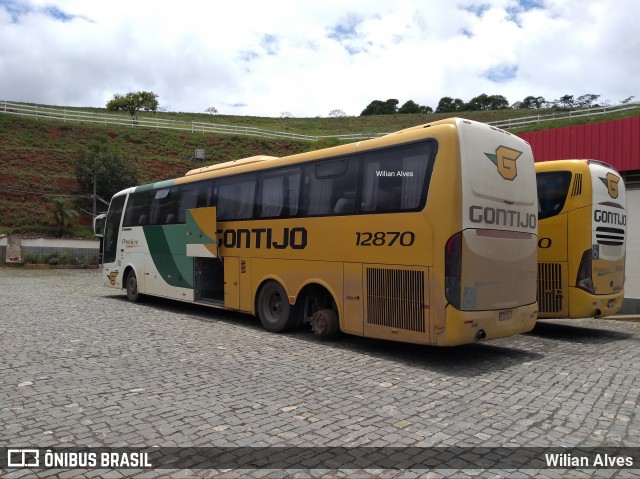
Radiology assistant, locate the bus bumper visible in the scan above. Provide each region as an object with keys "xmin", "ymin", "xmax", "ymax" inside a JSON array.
[
  {"xmin": 435, "ymin": 303, "xmax": 538, "ymax": 346},
  {"xmin": 568, "ymin": 288, "xmax": 624, "ymax": 318}
]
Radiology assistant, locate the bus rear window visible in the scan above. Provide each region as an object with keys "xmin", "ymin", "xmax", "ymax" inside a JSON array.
[{"xmin": 537, "ymin": 171, "xmax": 572, "ymax": 220}]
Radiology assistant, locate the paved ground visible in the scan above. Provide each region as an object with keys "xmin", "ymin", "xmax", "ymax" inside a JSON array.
[{"xmin": 1, "ymin": 268, "xmax": 639, "ymax": 478}]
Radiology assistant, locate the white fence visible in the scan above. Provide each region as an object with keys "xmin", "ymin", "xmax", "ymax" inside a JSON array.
[
  {"xmin": 0, "ymin": 101, "xmax": 382, "ymax": 141},
  {"xmin": 486, "ymin": 102, "xmax": 640, "ymax": 130},
  {"xmin": 2, "ymin": 100, "xmax": 638, "ymax": 140}
]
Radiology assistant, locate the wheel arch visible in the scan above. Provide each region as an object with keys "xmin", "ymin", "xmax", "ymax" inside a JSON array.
[
  {"xmin": 294, "ymin": 279, "xmax": 341, "ymax": 325},
  {"xmin": 122, "ymin": 264, "xmax": 137, "ymax": 290}
]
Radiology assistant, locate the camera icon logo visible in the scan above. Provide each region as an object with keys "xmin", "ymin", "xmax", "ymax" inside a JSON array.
[{"xmin": 7, "ymin": 449, "xmax": 40, "ymax": 467}]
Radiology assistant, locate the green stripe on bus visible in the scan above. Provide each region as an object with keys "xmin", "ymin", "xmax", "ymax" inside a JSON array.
[{"xmin": 143, "ymin": 224, "xmax": 194, "ymax": 289}]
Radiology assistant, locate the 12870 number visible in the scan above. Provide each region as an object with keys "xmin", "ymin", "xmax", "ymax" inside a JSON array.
[{"xmin": 355, "ymin": 231, "xmax": 415, "ymax": 246}]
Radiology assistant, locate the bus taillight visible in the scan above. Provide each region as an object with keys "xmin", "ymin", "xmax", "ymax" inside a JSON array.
[
  {"xmin": 445, "ymin": 232, "xmax": 462, "ymax": 309},
  {"xmin": 576, "ymin": 248, "xmax": 595, "ymax": 294}
]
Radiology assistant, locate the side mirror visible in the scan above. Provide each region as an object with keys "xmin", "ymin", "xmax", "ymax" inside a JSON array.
[{"xmin": 93, "ymin": 214, "xmax": 106, "ymax": 238}]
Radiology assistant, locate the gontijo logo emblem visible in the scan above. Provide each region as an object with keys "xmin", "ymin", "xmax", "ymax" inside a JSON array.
[
  {"xmin": 484, "ymin": 146, "xmax": 522, "ymax": 181},
  {"xmin": 599, "ymin": 172, "xmax": 620, "ymax": 199},
  {"xmin": 107, "ymin": 271, "xmax": 119, "ymax": 285}
]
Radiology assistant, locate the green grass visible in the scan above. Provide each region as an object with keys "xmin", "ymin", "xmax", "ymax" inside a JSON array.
[
  {"xmin": 1, "ymin": 103, "xmax": 638, "ymax": 236},
  {"xmin": 22, "ymin": 101, "xmax": 596, "ymax": 136}
]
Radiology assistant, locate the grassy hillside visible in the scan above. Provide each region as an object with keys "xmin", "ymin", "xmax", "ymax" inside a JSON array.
[
  {"xmin": 29, "ymin": 102, "xmax": 546, "ymax": 135},
  {"xmin": 0, "ymin": 114, "xmax": 309, "ymax": 236},
  {"xmin": 1, "ymin": 104, "xmax": 639, "ymax": 236}
]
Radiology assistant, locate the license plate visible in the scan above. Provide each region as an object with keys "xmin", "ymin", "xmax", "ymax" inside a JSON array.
[{"xmin": 499, "ymin": 310, "xmax": 513, "ymax": 321}]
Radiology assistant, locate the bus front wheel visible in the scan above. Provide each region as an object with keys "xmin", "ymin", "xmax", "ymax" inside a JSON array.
[
  {"xmin": 126, "ymin": 270, "xmax": 140, "ymax": 302},
  {"xmin": 257, "ymin": 281, "xmax": 298, "ymax": 332}
]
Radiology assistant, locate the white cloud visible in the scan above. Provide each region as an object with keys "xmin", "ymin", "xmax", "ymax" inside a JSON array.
[{"xmin": 0, "ymin": 0, "xmax": 637, "ymax": 117}]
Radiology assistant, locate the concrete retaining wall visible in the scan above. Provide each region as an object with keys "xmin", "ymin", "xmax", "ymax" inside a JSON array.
[{"xmin": 1, "ymin": 237, "xmax": 100, "ymax": 265}]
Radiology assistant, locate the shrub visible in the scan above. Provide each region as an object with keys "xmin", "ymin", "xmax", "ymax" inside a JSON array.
[
  {"xmin": 74, "ymin": 257, "xmax": 89, "ymax": 269},
  {"xmin": 22, "ymin": 254, "xmax": 39, "ymax": 264}
]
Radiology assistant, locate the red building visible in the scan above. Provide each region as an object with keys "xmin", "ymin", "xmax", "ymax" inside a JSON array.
[{"xmin": 517, "ymin": 116, "xmax": 640, "ymax": 185}]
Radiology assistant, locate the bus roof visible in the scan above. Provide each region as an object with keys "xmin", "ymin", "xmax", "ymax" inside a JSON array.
[
  {"xmin": 126, "ymin": 117, "xmax": 508, "ymax": 192},
  {"xmin": 535, "ymin": 159, "xmax": 620, "ymax": 175},
  {"xmin": 185, "ymin": 155, "xmax": 279, "ymax": 176}
]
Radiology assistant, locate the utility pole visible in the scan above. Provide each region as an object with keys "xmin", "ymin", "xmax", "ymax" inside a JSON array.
[{"xmin": 93, "ymin": 170, "xmax": 97, "ymax": 218}]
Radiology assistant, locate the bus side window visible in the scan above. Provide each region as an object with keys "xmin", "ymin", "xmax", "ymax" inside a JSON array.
[
  {"xmin": 301, "ymin": 158, "xmax": 357, "ymax": 216},
  {"xmin": 361, "ymin": 142, "xmax": 434, "ymax": 213},
  {"xmin": 122, "ymin": 191, "xmax": 154, "ymax": 227},
  {"xmin": 217, "ymin": 176, "xmax": 257, "ymax": 221},
  {"xmin": 177, "ymin": 186, "xmax": 201, "ymax": 223},
  {"xmin": 150, "ymin": 188, "xmax": 176, "ymax": 225},
  {"xmin": 258, "ymin": 167, "xmax": 301, "ymax": 218},
  {"xmin": 197, "ymin": 181, "xmax": 216, "ymax": 208},
  {"xmin": 537, "ymin": 171, "xmax": 572, "ymax": 219}
]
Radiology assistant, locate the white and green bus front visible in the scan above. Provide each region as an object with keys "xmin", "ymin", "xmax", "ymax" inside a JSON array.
[{"xmin": 95, "ymin": 181, "xmax": 212, "ymax": 302}]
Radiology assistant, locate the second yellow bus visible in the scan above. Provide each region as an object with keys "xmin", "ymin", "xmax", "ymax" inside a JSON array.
[{"xmin": 536, "ymin": 159, "xmax": 627, "ymax": 318}]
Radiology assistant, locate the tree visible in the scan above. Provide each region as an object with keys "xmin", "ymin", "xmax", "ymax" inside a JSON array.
[
  {"xmin": 621, "ymin": 96, "xmax": 635, "ymax": 104},
  {"xmin": 205, "ymin": 106, "xmax": 219, "ymax": 114},
  {"xmin": 435, "ymin": 96, "xmax": 465, "ymax": 113},
  {"xmin": 74, "ymin": 136, "xmax": 141, "ymax": 208},
  {"xmin": 50, "ymin": 197, "xmax": 78, "ymax": 238},
  {"xmin": 555, "ymin": 94, "xmax": 575, "ymax": 109},
  {"xmin": 466, "ymin": 94, "xmax": 509, "ymax": 111},
  {"xmin": 520, "ymin": 95, "xmax": 546, "ymax": 109},
  {"xmin": 360, "ymin": 99, "xmax": 399, "ymax": 116},
  {"xmin": 106, "ymin": 91, "xmax": 159, "ymax": 119},
  {"xmin": 328, "ymin": 109, "xmax": 346, "ymax": 117},
  {"xmin": 398, "ymin": 100, "xmax": 433, "ymax": 114},
  {"xmin": 575, "ymin": 94, "xmax": 600, "ymax": 108},
  {"xmin": 488, "ymin": 94, "xmax": 509, "ymax": 110}
]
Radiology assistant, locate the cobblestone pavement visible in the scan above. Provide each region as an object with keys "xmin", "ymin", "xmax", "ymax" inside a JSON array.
[{"xmin": 1, "ymin": 269, "xmax": 639, "ymax": 478}]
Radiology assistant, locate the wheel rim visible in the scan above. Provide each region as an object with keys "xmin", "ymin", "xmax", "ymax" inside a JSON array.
[
  {"xmin": 314, "ymin": 315, "xmax": 327, "ymax": 334},
  {"xmin": 265, "ymin": 291, "xmax": 285, "ymax": 323}
]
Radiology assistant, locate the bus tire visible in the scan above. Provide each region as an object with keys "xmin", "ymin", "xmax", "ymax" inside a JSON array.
[
  {"xmin": 310, "ymin": 309, "xmax": 339, "ymax": 339},
  {"xmin": 126, "ymin": 270, "xmax": 140, "ymax": 302},
  {"xmin": 257, "ymin": 281, "xmax": 297, "ymax": 333}
]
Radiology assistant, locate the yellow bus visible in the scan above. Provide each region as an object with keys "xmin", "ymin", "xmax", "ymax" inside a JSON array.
[
  {"xmin": 536, "ymin": 159, "xmax": 627, "ymax": 318},
  {"xmin": 95, "ymin": 118, "xmax": 538, "ymax": 346}
]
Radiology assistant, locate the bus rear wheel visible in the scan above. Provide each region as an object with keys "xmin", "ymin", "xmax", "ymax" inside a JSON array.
[
  {"xmin": 310, "ymin": 309, "xmax": 339, "ymax": 339},
  {"xmin": 257, "ymin": 281, "xmax": 298, "ymax": 332},
  {"xmin": 126, "ymin": 270, "xmax": 140, "ymax": 302}
]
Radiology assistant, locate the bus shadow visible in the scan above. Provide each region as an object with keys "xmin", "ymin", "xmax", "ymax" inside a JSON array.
[
  {"xmin": 295, "ymin": 334, "xmax": 545, "ymax": 378},
  {"xmin": 109, "ymin": 295, "xmax": 544, "ymax": 377},
  {"xmin": 527, "ymin": 320, "xmax": 633, "ymax": 343}
]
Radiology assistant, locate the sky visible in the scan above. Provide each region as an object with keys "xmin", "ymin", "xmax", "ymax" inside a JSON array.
[{"xmin": 0, "ymin": 0, "xmax": 638, "ymax": 118}]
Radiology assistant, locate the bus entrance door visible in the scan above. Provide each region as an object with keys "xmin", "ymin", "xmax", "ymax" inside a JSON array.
[{"xmin": 186, "ymin": 207, "xmax": 224, "ymax": 304}]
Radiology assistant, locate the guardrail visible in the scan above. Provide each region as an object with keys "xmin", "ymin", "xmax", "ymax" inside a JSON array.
[
  {"xmin": 0, "ymin": 101, "xmax": 383, "ymax": 141},
  {"xmin": 2, "ymin": 100, "xmax": 639, "ymax": 140}
]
